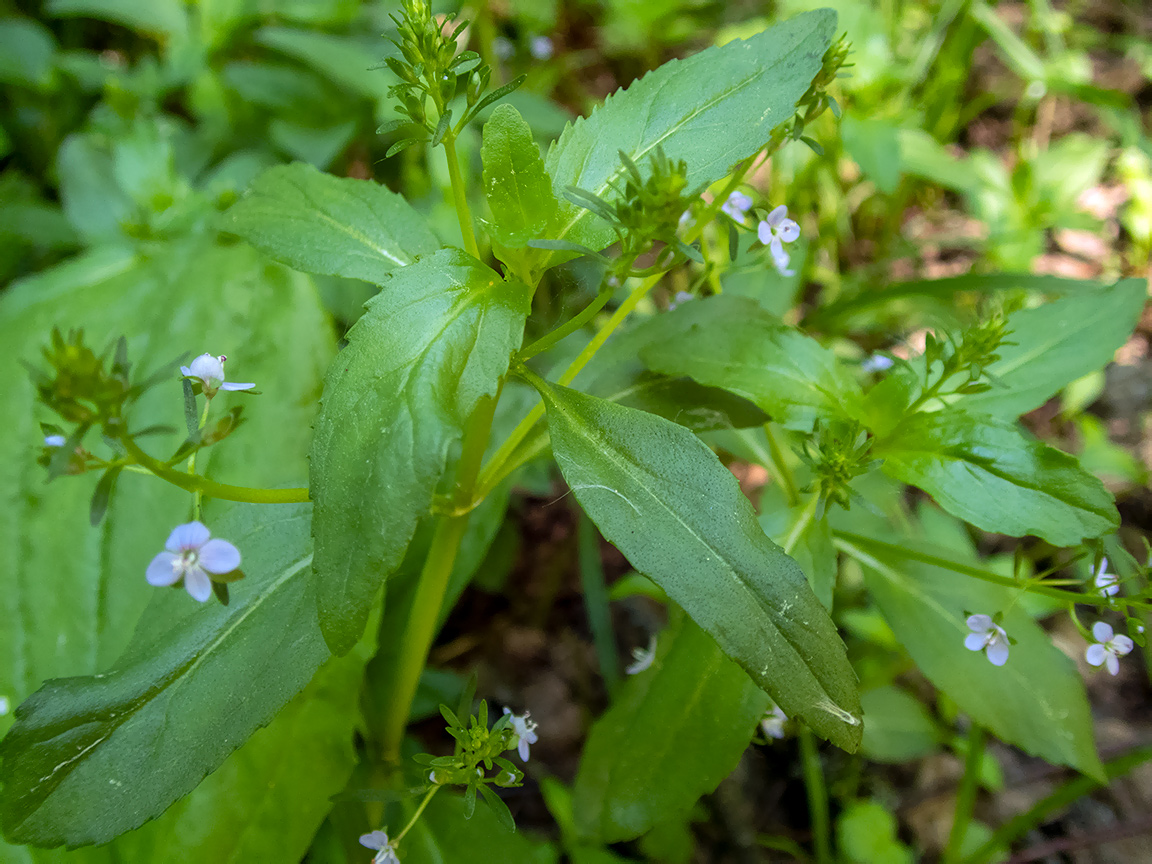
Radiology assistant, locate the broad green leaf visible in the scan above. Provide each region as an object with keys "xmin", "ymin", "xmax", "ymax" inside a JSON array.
[
  {"xmin": 758, "ymin": 484, "xmax": 837, "ymax": 610},
  {"xmin": 639, "ymin": 295, "xmax": 863, "ymax": 430},
  {"xmin": 848, "ymin": 532, "xmax": 1103, "ymax": 779},
  {"xmin": 876, "ymin": 409, "xmax": 1118, "ymax": 545},
  {"xmin": 572, "ymin": 612, "xmax": 768, "ymax": 843},
  {"xmin": 311, "ymin": 250, "xmax": 531, "ymax": 653},
  {"xmin": 0, "ymin": 504, "xmax": 330, "ymax": 846},
  {"xmin": 0, "ymin": 19, "xmax": 56, "ymax": 88},
  {"xmin": 544, "ymin": 10, "xmax": 836, "ymax": 260},
  {"xmin": 226, "ymin": 163, "xmax": 440, "ymax": 283},
  {"xmin": 950, "ymin": 278, "xmax": 1148, "ymax": 419},
  {"xmin": 842, "ymin": 115, "xmax": 902, "ymax": 194},
  {"xmin": 858, "ymin": 687, "xmax": 940, "ymax": 764},
  {"xmin": 481, "ymin": 104, "xmax": 559, "ymax": 248},
  {"xmin": 106, "ymin": 636, "xmax": 368, "ymax": 864},
  {"xmin": 837, "ymin": 800, "xmax": 913, "ymax": 864},
  {"xmin": 534, "ymin": 381, "xmax": 861, "ymax": 749},
  {"xmin": 56, "ymin": 135, "xmax": 134, "ymax": 243},
  {"xmin": 402, "ymin": 791, "xmax": 558, "ymax": 864}
]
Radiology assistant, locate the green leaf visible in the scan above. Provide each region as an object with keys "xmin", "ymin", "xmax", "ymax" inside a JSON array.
[
  {"xmin": 544, "ymin": 10, "xmax": 836, "ymax": 261},
  {"xmin": 638, "ymin": 296, "xmax": 863, "ymax": 430},
  {"xmin": 837, "ymin": 800, "xmax": 913, "ymax": 864},
  {"xmin": 311, "ymin": 250, "xmax": 531, "ymax": 653},
  {"xmin": 226, "ymin": 163, "xmax": 440, "ymax": 284},
  {"xmin": 47, "ymin": 0, "xmax": 188, "ymax": 40},
  {"xmin": 0, "ymin": 504, "xmax": 329, "ymax": 847},
  {"xmin": 858, "ymin": 687, "xmax": 941, "ymax": 764},
  {"xmin": 481, "ymin": 104, "xmax": 560, "ymax": 249},
  {"xmin": 572, "ymin": 612, "xmax": 768, "ymax": 843},
  {"xmin": 254, "ymin": 27, "xmax": 388, "ymax": 99},
  {"xmin": 841, "ymin": 115, "xmax": 902, "ymax": 194},
  {"xmin": 402, "ymin": 791, "xmax": 558, "ymax": 864},
  {"xmin": 105, "ymin": 636, "xmax": 369, "ymax": 864},
  {"xmin": 758, "ymin": 484, "xmax": 837, "ymax": 610},
  {"xmin": 949, "ymin": 278, "xmax": 1148, "ymax": 419},
  {"xmin": 533, "ymin": 380, "xmax": 861, "ymax": 749},
  {"xmin": 847, "ymin": 530, "xmax": 1103, "ymax": 779},
  {"xmin": 876, "ymin": 409, "xmax": 1118, "ymax": 545},
  {"xmin": 56, "ymin": 134, "xmax": 135, "ymax": 243},
  {"xmin": 0, "ymin": 19, "xmax": 56, "ymax": 88}
]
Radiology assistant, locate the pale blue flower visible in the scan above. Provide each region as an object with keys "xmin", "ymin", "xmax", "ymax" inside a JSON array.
[
  {"xmin": 503, "ymin": 707, "xmax": 538, "ymax": 761},
  {"xmin": 530, "ymin": 36, "xmax": 554, "ymax": 60},
  {"xmin": 757, "ymin": 205, "xmax": 801, "ymax": 276},
  {"xmin": 180, "ymin": 353, "xmax": 254, "ymax": 395},
  {"xmin": 760, "ymin": 705, "xmax": 787, "ymax": 739},
  {"xmin": 43, "ymin": 435, "xmax": 67, "ymax": 447},
  {"xmin": 721, "ymin": 191, "xmax": 754, "ymax": 222},
  {"xmin": 493, "ymin": 36, "xmax": 514, "ymax": 60},
  {"xmin": 146, "ymin": 521, "xmax": 241, "ymax": 602},
  {"xmin": 861, "ymin": 354, "xmax": 894, "ymax": 373},
  {"xmin": 360, "ymin": 830, "xmax": 400, "ymax": 864},
  {"xmin": 964, "ymin": 614, "xmax": 1009, "ymax": 666},
  {"xmin": 1086, "ymin": 621, "xmax": 1133, "ymax": 676},
  {"xmin": 668, "ymin": 291, "xmax": 694, "ymax": 311},
  {"xmin": 1092, "ymin": 558, "xmax": 1120, "ymax": 597},
  {"xmin": 625, "ymin": 635, "xmax": 657, "ymax": 674}
]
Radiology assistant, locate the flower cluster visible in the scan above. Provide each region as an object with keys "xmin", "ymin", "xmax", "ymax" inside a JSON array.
[{"xmin": 964, "ymin": 610, "xmax": 1137, "ymax": 678}]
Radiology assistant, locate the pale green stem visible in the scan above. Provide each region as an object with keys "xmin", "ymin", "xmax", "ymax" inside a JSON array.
[
  {"xmin": 799, "ymin": 724, "xmax": 832, "ymax": 864},
  {"xmin": 394, "ymin": 785, "xmax": 440, "ymax": 845},
  {"xmin": 943, "ymin": 724, "xmax": 986, "ymax": 864},
  {"xmin": 443, "ymin": 134, "xmax": 480, "ymax": 258},
  {"xmin": 764, "ymin": 422, "xmax": 800, "ymax": 507},
  {"xmin": 186, "ymin": 397, "xmax": 212, "ymax": 520},
  {"xmin": 121, "ymin": 435, "xmax": 309, "ymax": 503},
  {"xmin": 518, "ymin": 288, "xmax": 612, "ymax": 362},
  {"xmin": 783, "ymin": 494, "xmax": 819, "ymax": 557}
]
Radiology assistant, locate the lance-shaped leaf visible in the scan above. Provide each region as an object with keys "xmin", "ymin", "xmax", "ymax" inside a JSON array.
[
  {"xmin": 948, "ymin": 278, "xmax": 1147, "ymax": 419},
  {"xmin": 481, "ymin": 104, "xmax": 560, "ymax": 249},
  {"xmin": 543, "ymin": 10, "xmax": 836, "ymax": 262},
  {"xmin": 572, "ymin": 611, "xmax": 769, "ymax": 843},
  {"xmin": 532, "ymin": 380, "xmax": 861, "ymax": 749},
  {"xmin": 0, "ymin": 504, "xmax": 328, "ymax": 847},
  {"xmin": 638, "ymin": 295, "xmax": 863, "ymax": 431},
  {"xmin": 225, "ymin": 162, "xmax": 440, "ymax": 284},
  {"xmin": 311, "ymin": 250, "xmax": 532, "ymax": 653},
  {"xmin": 876, "ymin": 409, "xmax": 1118, "ymax": 545}
]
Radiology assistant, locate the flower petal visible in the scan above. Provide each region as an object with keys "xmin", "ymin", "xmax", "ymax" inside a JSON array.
[
  {"xmin": 765, "ymin": 205, "xmax": 787, "ymax": 227},
  {"xmin": 184, "ymin": 567, "xmax": 213, "ymax": 602},
  {"xmin": 1111, "ymin": 635, "xmax": 1134, "ymax": 655},
  {"xmin": 966, "ymin": 614, "xmax": 993, "ymax": 633},
  {"xmin": 1105, "ymin": 653, "xmax": 1120, "ymax": 676},
  {"xmin": 219, "ymin": 382, "xmax": 255, "ymax": 391},
  {"xmin": 985, "ymin": 640, "xmax": 1009, "ymax": 666},
  {"xmin": 199, "ymin": 538, "xmax": 241, "ymax": 574},
  {"xmin": 166, "ymin": 521, "xmax": 210, "ymax": 552},
  {"xmin": 189, "ymin": 353, "xmax": 224, "ymax": 383},
  {"xmin": 1085, "ymin": 644, "xmax": 1107, "ymax": 666},
  {"xmin": 146, "ymin": 552, "xmax": 181, "ymax": 586},
  {"xmin": 360, "ymin": 831, "xmax": 389, "ymax": 850},
  {"xmin": 1092, "ymin": 621, "xmax": 1114, "ymax": 643},
  {"xmin": 757, "ymin": 220, "xmax": 773, "ymax": 245},
  {"xmin": 778, "ymin": 218, "xmax": 800, "ymax": 242},
  {"xmin": 518, "ymin": 738, "xmax": 531, "ymax": 761},
  {"xmin": 179, "ymin": 366, "xmax": 193, "ymax": 377},
  {"xmin": 963, "ymin": 633, "xmax": 986, "ymax": 652}
]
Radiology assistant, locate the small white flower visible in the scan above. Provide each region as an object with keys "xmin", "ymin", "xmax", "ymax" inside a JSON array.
[
  {"xmin": 502, "ymin": 707, "xmax": 539, "ymax": 761},
  {"xmin": 625, "ymin": 635, "xmax": 658, "ymax": 675},
  {"xmin": 0, "ymin": 695, "xmax": 9, "ymax": 716},
  {"xmin": 667, "ymin": 290, "xmax": 693, "ymax": 311},
  {"xmin": 760, "ymin": 705, "xmax": 788, "ymax": 740},
  {"xmin": 757, "ymin": 205, "xmax": 801, "ymax": 276},
  {"xmin": 180, "ymin": 353, "xmax": 254, "ymax": 395},
  {"xmin": 860, "ymin": 354, "xmax": 894, "ymax": 373},
  {"xmin": 678, "ymin": 209, "xmax": 694, "ymax": 230},
  {"xmin": 529, "ymin": 36, "xmax": 554, "ymax": 60},
  {"xmin": 493, "ymin": 36, "xmax": 514, "ymax": 60},
  {"xmin": 964, "ymin": 614, "xmax": 1010, "ymax": 666},
  {"xmin": 146, "ymin": 521, "xmax": 241, "ymax": 602},
  {"xmin": 44, "ymin": 435, "xmax": 67, "ymax": 447},
  {"xmin": 720, "ymin": 191, "xmax": 754, "ymax": 222},
  {"xmin": 1086, "ymin": 621, "xmax": 1134, "ymax": 676},
  {"xmin": 1092, "ymin": 558, "xmax": 1120, "ymax": 597},
  {"xmin": 359, "ymin": 829, "xmax": 400, "ymax": 864}
]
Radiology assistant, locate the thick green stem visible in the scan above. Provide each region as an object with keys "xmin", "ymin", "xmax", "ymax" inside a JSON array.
[
  {"xmin": 379, "ymin": 395, "xmax": 499, "ymax": 762},
  {"xmin": 944, "ymin": 724, "xmax": 986, "ymax": 864},
  {"xmin": 443, "ymin": 134, "xmax": 480, "ymax": 258},
  {"xmin": 799, "ymin": 724, "xmax": 832, "ymax": 864},
  {"xmin": 121, "ymin": 436, "xmax": 308, "ymax": 504}
]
